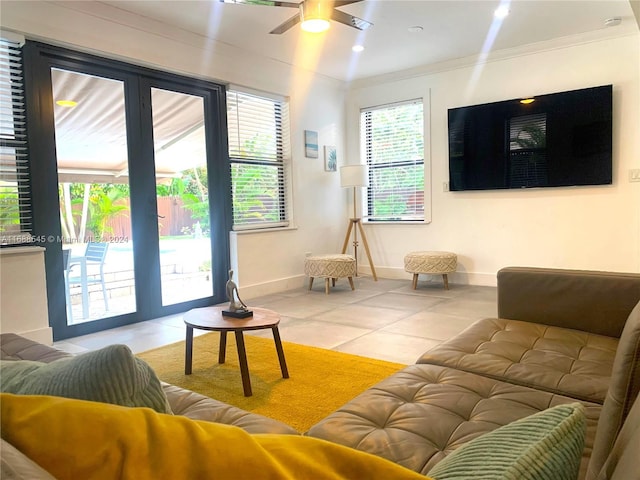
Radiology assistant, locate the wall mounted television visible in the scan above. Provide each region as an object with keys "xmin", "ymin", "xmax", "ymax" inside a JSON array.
[{"xmin": 447, "ymin": 85, "xmax": 612, "ymax": 191}]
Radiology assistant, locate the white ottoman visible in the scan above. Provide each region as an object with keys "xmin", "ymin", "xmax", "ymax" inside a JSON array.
[
  {"xmin": 304, "ymin": 254, "xmax": 356, "ymax": 295},
  {"xmin": 404, "ymin": 251, "xmax": 457, "ymax": 290}
]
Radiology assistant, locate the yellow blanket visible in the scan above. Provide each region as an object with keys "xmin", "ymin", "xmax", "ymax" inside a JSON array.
[{"xmin": 1, "ymin": 393, "xmax": 431, "ymax": 480}]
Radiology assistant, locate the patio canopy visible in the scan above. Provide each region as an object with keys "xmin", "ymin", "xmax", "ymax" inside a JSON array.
[{"xmin": 52, "ymin": 69, "xmax": 208, "ymax": 185}]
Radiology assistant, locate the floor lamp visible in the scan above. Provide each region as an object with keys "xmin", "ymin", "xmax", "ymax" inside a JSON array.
[{"xmin": 340, "ymin": 165, "xmax": 378, "ymax": 281}]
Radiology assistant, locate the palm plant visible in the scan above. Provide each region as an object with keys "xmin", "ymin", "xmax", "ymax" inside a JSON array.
[{"xmin": 88, "ymin": 190, "xmax": 129, "ymax": 239}]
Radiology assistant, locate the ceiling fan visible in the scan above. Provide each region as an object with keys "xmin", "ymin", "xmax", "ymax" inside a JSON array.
[{"xmin": 221, "ymin": 0, "xmax": 373, "ymax": 34}]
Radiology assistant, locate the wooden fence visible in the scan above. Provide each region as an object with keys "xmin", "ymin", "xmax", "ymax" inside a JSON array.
[{"xmin": 73, "ymin": 196, "xmax": 197, "ymax": 240}]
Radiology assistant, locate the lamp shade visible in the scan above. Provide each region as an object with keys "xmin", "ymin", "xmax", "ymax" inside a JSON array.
[{"xmin": 340, "ymin": 165, "xmax": 368, "ymax": 188}]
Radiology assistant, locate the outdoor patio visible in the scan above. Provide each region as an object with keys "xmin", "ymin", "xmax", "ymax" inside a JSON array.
[{"xmin": 65, "ymin": 238, "xmax": 212, "ymax": 324}]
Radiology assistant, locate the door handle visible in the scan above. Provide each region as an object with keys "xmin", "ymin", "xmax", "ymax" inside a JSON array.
[{"xmin": 157, "ymin": 214, "xmax": 165, "ymax": 219}]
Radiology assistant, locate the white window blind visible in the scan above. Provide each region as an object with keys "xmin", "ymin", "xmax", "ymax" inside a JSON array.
[
  {"xmin": 361, "ymin": 99, "xmax": 424, "ymax": 221},
  {"xmin": 0, "ymin": 32, "xmax": 32, "ymax": 245},
  {"xmin": 227, "ymin": 89, "xmax": 291, "ymax": 230}
]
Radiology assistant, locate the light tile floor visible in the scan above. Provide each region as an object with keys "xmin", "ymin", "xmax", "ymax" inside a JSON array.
[{"xmin": 54, "ymin": 276, "xmax": 498, "ymax": 365}]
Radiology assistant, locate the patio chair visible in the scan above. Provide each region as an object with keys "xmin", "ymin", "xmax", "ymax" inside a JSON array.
[{"xmin": 67, "ymin": 242, "xmax": 110, "ymax": 313}]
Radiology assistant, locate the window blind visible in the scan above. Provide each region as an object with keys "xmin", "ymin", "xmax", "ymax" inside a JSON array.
[
  {"xmin": 361, "ymin": 99, "xmax": 424, "ymax": 222},
  {"xmin": 0, "ymin": 32, "xmax": 32, "ymax": 245},
  {"xmin": 227, "ymin": 89, "xmax": 291, "ymax": 230}
]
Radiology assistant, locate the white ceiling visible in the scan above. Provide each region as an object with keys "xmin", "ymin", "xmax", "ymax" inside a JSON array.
[{"xmin": 76, "ymin": 0, "xmax": 640, "ymax": 82}]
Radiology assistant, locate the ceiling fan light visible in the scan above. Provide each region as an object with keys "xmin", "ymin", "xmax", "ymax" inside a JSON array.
[
  {"xmin": 299, "ymin": 1, "xmax": 330, "ymax": 33},
  {"xmin": 301, "ymin": 18, "xmax": 330, "ymax": 33}
]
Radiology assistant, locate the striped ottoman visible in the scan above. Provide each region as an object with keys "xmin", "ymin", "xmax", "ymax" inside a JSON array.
[
  {"xmin": 304, "ymin": 254, "xmax": 356, "ymax": 295},
  {"xmin": 404, "ymin": 251, "xmax": 457, "ymax": 290}
]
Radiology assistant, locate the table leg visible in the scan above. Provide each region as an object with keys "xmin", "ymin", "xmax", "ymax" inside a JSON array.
[
  {"xmin": 272, "ymin": 326, "xmax": 289, "ymax": 379},
  {"xmin": 234, "ymin": 331, "xmax": 252, "ymax": 397},
  {"xmin": 185, "ymin": 326, "xmax": 193, "ymax": 375},
  {"xmin": 219, "ymin": 331, "xmax": 227, "ymax": 364}
]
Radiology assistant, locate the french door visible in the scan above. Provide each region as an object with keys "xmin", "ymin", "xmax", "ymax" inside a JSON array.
[{"xmin": 24, "ymin": 42, "xmax": 232, "ymax": 340}]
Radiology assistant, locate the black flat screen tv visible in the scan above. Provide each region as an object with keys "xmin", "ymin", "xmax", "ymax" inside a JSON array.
[{"xmin": 447, "ymin": 85, "xmax": 612, "ymax": 191}]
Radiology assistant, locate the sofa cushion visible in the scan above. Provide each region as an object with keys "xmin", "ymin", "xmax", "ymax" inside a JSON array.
[
  {"xmin": 0, "ymin": 344, "xmax": 171, "ymax": 414},
  {"xmin": 417, "ymin": 318, "xmax": 618, "ymax": 404},
  {"xmin": 305, "ymin": 364, "xmax": 601, "ymax": 478},
  {"xmin": 162, "ymin": 382, "xmax": 299, "ymax": 434},
  {"xmin": 427, "ymin": 403, "xmax": 586, "ymax": 480},
  {"xmin": 0, "ymin": 393, "xmax": 430, "ymax": 480},
  {"xmin": 1, "ymin": 439, "xmax": 57, "ymax": 480}
]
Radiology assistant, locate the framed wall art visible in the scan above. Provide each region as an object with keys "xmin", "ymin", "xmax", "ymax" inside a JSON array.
[
  {"xmin": 304, "ymin": 130, "xmax": 318, "ymax": 158},
  {"xmin": 324, "ymin": 146, "xmax": 337, "ymax": 172}
]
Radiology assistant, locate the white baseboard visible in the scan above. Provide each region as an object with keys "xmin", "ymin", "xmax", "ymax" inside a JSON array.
[
  {"xmin": 241, "ymin": 274, "xmax": 308, "ymax": 300},
  {"xmin": 240, "ymin": 268, "xmax": 497, "ymax": 298},
  {"xmin": 361, "ymin": 266, "xmax": 497, "ymax": 286}
]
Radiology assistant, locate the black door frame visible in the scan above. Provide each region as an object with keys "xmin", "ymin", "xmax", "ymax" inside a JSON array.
[{"xmin": 23, "ymin": 41, "xmax": 232, "ymax": 341}]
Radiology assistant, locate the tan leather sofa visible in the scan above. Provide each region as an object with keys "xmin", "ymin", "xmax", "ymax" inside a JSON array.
[
  {"xmin": 2, "ymin": 267, "xmax": 639, "ymax": 479},
  {"xmin": 306, "ymin": 267, "xmax": 640, "ymax": 480}
]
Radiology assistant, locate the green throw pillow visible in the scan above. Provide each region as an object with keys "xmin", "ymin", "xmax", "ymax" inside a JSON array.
[
  {"xmin": 0, "ymin": 344, "xmax": 172, "ymax": 414},
  {"xmin": 427, "ymin": 403, "xmax": 586, "ymax": 480}
]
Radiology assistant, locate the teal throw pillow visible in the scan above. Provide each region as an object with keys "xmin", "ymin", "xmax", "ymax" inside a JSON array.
[
  {"xmin": 427, "ymin": 403, "xmax": 586, "ymax": 480},
  {"xmin": 0, "ymin": 344, "xmax": 172, "ymax": 414}
]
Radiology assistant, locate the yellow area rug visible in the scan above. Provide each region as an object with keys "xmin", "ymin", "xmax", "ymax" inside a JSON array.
[{"xmin": 137, "ymin": 333, "xmax": 405, "ymax": 432}]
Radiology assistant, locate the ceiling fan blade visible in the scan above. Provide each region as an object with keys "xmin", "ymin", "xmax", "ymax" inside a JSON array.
[
  {"xmin": 269, "ymin": 13, "xmax": 301, "ymax": 34},
  {"xmin": 330, "ymin": 9, "xmax": 372, "ymax": 30},
  {"xmin": 219, "ymin": 0, "xmax": 300, "ymax": 8}
]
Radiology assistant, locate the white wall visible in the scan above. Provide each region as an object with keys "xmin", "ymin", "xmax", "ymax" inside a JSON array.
[
  {"xmin": 346, "ymin": 34, "xmax": 640, "ymax": 285},
  {"xmin": 1, "ymin": 1, "xmax": 347, "ymax": 298},
  {"xmin": 0, "ymin": 247, "xmax": 52, "ymax": 343}
]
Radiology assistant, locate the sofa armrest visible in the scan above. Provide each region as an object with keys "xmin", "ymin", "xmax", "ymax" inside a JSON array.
[
  {"xmin": 0, "ymin": 333, "xmax": 71, "ymax": 363},
  {"xmin": 497, "ymin": 267, "xmax": 640, "ymax": 338}
]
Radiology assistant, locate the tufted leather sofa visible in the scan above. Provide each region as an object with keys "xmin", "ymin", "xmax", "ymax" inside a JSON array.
[
  {"xmin": 2, "ymin": 267, "xmax": 639, "ymax": 479},
  {"xmin": 306, "ymin": 267, "xmax": 640, "ymax": 480}
]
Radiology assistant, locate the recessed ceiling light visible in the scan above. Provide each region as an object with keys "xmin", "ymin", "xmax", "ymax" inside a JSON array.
[
  {"xmin": 352, "ymin": 45, "xmax": 365, "ymax": 53},
  {"xmin": 494, "ymin": 6, "xmax": 510, "ymax": 19},
  {"xmin": 604, "ymin": 17, "xmax": 622, "ymax": 27},
  {"xmin": 56, "ymin": 100, "xmax": 78, "ymax": 108},
  {"xmin": 408, "ymin": 26, "xmax": 423, "ymax": 33},
  {"xmin": 520, "ymin": 98, "xmax": 535, "ymax": 105}
]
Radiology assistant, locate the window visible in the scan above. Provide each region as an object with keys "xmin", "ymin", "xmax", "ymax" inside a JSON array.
[
  {"xmin": 509, "ymin": 113, "xmax": 547, "ymax": 188},
  {"xmin": 227, "ymin": 89, "xmax": 291, "ymax": 230},
  {"xmin": 0, "ymin": 32, "xmax": 32, "ymax": 244},
  {"xmin": 361, "ymin": 99, "xmax": 424, "ymax": 222}
]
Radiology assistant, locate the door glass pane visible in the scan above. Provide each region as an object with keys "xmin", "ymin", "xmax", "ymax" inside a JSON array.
[
  {"xmin": 52, "ymin": 69, "xmax": 136, "ymax": 324},
  {"xmin": 151, "ymin": 88, "xmax": 213, "ymax": 306}
]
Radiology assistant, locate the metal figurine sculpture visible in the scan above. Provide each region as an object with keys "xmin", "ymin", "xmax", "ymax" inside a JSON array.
[{"xmin": 223, "ymin": 269, "xmax": 253, "ymax": 318}]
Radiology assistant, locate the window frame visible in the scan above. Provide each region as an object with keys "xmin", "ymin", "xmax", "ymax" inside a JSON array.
[
  {"xmin": 360, "ymin": 98, "xmax": 427, "ymax": 223},
  {"xmin": 227, "ymin": 87, "xmax": 292, "ymax": 231}
]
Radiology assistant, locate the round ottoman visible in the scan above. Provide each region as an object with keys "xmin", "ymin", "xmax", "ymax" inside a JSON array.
[
  {"xmin": 404, "ymin": 251, "xmax": 457, "ymax": 290},
  {"xmin": 304, "ymin": 254, "xmax": 356, "ymax": 295}
]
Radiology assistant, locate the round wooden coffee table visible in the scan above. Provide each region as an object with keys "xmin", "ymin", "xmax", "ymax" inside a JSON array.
[{"xmin": 183, "ymin": 306, "xmax": 289, "ymax": 397}]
